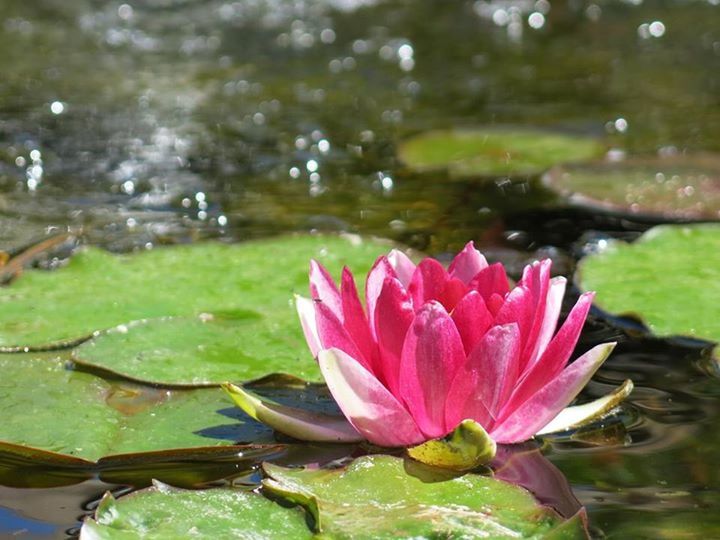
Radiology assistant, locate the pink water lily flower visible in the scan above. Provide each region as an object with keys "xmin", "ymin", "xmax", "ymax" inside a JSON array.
[{"xmin": 293, "ymin": 242, "xmax": 626, "ymax": 447}]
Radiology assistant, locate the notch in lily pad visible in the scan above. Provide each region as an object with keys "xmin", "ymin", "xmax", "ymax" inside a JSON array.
[{"xmin": 398, "ymin": 127, "xmax": 604, "ymax": 179}]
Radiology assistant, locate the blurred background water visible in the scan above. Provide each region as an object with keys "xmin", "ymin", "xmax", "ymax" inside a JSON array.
[{"xmin": 1, "ymin": 0, "xmax": 720, "ymax": 537}]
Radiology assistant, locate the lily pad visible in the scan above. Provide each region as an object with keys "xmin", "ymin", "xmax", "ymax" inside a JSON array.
[
  {"xmin": 543, "ymin": 155, "xmax": 720, "ymax": 219},
  {"xmin": 263, "ymin": 455, "xmax": 587, "ymax": 538},
  {"xmin": 0, "ymin": 234, "xmax": 388, "ymax": 354},
  {"xmin": 0, "ymin": 353, "xmax": 288, "ymax": 463},
  {"xmin": 398, "ymin": 128, "xmax": 603, "ymax": 178},
  {"xmin": 73, "ymin": 315, "xmax": 316, "ymax": 386},
  {"xmin": 80, "ymin": 482, "xmax": 313, "ymax": 539},
  {"xmin": 577, "ymin": 224, "xmax": 720, "ymax": 345}
]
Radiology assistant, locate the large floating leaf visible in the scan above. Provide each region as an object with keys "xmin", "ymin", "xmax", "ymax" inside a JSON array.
[
  {"xmin": 0, "ymin": 235, "xmax": 388, "ymax": 362},
  {"xmin": 81, "ymin": 482, "xmax": 313, "ymax": 539},
  {"xmin": 398, "ymin": 128, "xmax": 603, "ymax": 178},
  {"xmin": 74, "ymin": 315, "xmax": 315, "ymax": 386},
  {"xmin": 0, "ymin": 354, "xmax": 281, "ymax": 463},
  {"xmin": 263, "ymin": 455, "xmax": 587, "ymax": 538},
  {"xmin": 577, "ymin": 224, "xmax": 720, "ymax": 345},
  {"xmin": 543, "ymin": 155, "xmax": 720, "ymax": 219}
]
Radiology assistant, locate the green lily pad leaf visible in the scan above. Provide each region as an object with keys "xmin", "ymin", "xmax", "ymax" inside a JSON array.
[
  {"xmin": 398, "ymin": 128, "xmax": 603, "ymax": 179},
  {"xmin": 222, "ymin": 381, "xmax": 362, "ymax": 443},
  {"xmin": 0, "ymin": 236, "xmax": 389, "ymax": 378},
  {"xmin": 263, "ymin": 455, "xmax": 587, "ymax": 538},
  {"xmin": 0, "ymin": 353, "xmax": 281, "ymax": 463},
  {"xmin": 407, "ymin": 419, "xmax": 497, "ymax": 470},
  {"xmin": 80, "ymin": 481, "xmax": 313, "ymax": 539},
  {"xmin": 544, "ymin": 155, "xmax": 720, "ymax": 219},
  {"xmin": 577, "ymin": 224, "xmax": 720, "ymax": 346},
  {"xmin": 73, "ymin": 315, "xmax": 313, "ymax": 387}
]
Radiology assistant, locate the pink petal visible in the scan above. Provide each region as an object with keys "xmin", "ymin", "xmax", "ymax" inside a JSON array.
[
  {"xmin": 387, "ymin": 249, "xmax": 416, "ymax": 288},
  {"xmin": 490, "ymin": 342, "xmax": 616, "ymax": 444},
  {"xmin": 341, "ymin": 267, "xmax": 376, "ymax": 367},
  {"xmin": 532, "ymin": 276, "xmax": 567, "ymax": 364},
  {"xmin": 469, "ymin": 262, "xmax": 510, "ymax": 303},
  {"xmin": 516, "ymin": 260, "xmax": 552, "ymax": 368},
  {"xmin": 399, "ymin": 302, "xmax": 466, "ymax": 439},
  {"xmin": 444, "ymin": 324, "xmax": 520, "ymax": 430},
  {"xmin": 504, "ymin": 291, "xmax": 595, "ymax": 414},
  {"xmin": 440, "ymin": 277, "xmax": 468, "ymax": 312},
  {"xmin": 373, "ymin": 277, "xmax": 414, "ymax": 395},
  {"xmin": 318, "ymin": 348, "xmax": 425, "ymax": 447},
  {"xmin": 295, "ymin": 295, "xmax": 321, "ymax": 358},
  {"xmin": 407, "ymin": 258, "xmax": 448, "ymax": 309},
  {"xmin": 309, "ymin": 260, "xmax": 342, "ymax": 319},
  {"xmin": 315, "ymin": 301, "xmax": 372, "ymax": 372},
  {"xmin": 494, "ymin": 285, "xmax": 535, "ymax": 367},
  {"xmin": 487, "ymin": 293, "xmax": 505, "ymax": 316},
  {"xmin": 451, "ymin": 291, "xmax": 493, "ymax": 354},
  {"xmin": 365, "ymin": 256, "xmax": 394, "ymax": 338},
  {"xmin": 448, "ymin": 241, "xmax": 488, "ymax": 284}
]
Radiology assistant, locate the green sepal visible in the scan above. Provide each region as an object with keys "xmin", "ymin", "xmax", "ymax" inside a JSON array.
[{"xmin": 407, "ymin": 419, "xmax": 497, "ymax": 471}]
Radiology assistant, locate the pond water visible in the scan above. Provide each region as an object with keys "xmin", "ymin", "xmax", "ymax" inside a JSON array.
[{"xmin": 1, "ymin": 0, "xmax": 719, "ymax": 537}]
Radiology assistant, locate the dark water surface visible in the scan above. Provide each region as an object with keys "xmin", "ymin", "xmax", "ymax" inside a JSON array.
[{"xmin": 1, "ymin": 0, "xmax": 719, "ymax": 537}]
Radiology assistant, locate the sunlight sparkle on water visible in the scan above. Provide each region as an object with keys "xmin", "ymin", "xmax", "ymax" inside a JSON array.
[
  {"xmin": 117, "ymin": 4, "xmax": 133, "ymax": 21},
  {"xmin": 320, "ymin": 29, "xmax": 336, "ymax": 44},
  {"xmin": 528, "ymin": 12, "xmax": 545, "ymax": 29},
  {"xmin": 398, "ymin": 43, "xmax": 414, "ymax": 71},
  {"xmin": 638, "ymin": 21, "xmax": 666, "ymax": 39},
  {"xmin": 50, "ymin": 101, "xmax": 65, "ymax": 114}
]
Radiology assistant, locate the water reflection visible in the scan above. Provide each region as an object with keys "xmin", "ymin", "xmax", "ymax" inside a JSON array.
[{"xmin": 493, "ymin": 443, "xmax": 584, "ymax": 520}]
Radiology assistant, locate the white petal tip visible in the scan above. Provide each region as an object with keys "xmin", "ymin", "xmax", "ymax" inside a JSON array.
[{"xmin": 537, "ymin": 379, "xmax": 634, "ymax": 436}]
